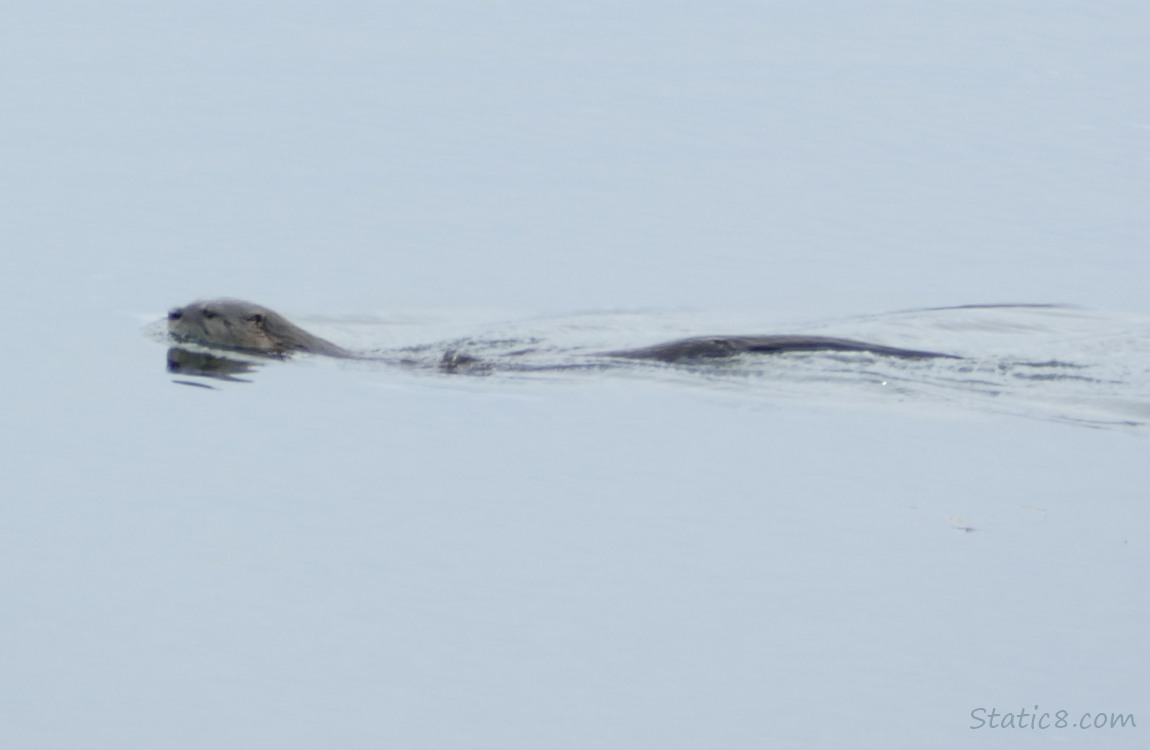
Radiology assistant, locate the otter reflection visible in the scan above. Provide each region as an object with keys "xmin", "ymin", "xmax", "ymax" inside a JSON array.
[{"xmin": 167, "ymin": 346, "xmax": 263, "ymax": 385}]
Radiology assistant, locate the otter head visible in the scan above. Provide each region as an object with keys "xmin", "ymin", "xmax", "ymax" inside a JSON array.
[
  {"xmin": 167, "ymin": 299, "xmax": 287, "ymax": 355},
  {"xmin": 167, "ymin": 298, "xmax": 352, "ymax": 357}
]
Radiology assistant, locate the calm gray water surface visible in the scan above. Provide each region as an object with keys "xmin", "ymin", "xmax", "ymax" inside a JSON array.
[{"xmin": 3, "ymin": 2, "xmax": 1148, "ymax": 748}]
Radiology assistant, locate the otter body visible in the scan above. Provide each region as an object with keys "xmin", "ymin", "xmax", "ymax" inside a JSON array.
[
  {"xmin": 167, "ymin": 298, "xmax": 957, "ymax": 363},
  {"xmin": 607, "ymin": 335, "xmax": 959, "ymax": 362},
  {"xmin": 168, "ymin": 299, "xmax": 354, "ymax": 358}
]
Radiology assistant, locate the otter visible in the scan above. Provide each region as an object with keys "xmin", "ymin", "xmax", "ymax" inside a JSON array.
[
  {"xmin": 167, "ymin": 298, "xmax": 959, "ymax": 363},
  {"xmin": 168, "ymin": 299, "xmax": 354, "ymax": 358}
]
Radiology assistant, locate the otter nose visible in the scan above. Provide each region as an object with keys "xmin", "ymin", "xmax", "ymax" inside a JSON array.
[{"xmin": 167, "ymin": 309, "xmax": 183, "ymax": 321}]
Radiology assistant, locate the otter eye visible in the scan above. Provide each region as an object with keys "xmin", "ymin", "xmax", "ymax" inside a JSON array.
[
  {"xmin": 249, "ymin": 313, "xmax": 264, "ymax": 324},
  {"xmin": 167, "ymin": 309, "xmax": 183, "ymax": 321},
  {"xmin": 202, "ymin": 309, "xmax": 216, "ymax": 320}
]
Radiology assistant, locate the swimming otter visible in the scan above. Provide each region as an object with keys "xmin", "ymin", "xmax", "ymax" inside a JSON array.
[
  {"xmin": 167, "ymin": 298, "xmax": 958, "ymax": 362},
  {"xmin": 167, "ymin": 299, "xmax": 354, "ymax": 358}
]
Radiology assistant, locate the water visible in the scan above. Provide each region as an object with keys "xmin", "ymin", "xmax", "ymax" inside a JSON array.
[{"xmin": 2, "ymin": 2, "xmax": 1148, "ymax": 748}]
